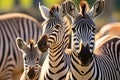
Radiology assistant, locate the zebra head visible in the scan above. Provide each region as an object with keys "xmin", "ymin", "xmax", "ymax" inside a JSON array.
[
  {"xmin": 47, "ymin": 24, "xmax": 65, "ymax": 47},
  {"xmin": 39, "ymin": 2, "xmax": 68, "ymax": 36},
  {"xmin": 65, "ymin": 0, "xmax": 104, "ymax": 65},
  {"xmin": 16, "ymin": 35, "xmax": 48, "ymax": 79}
]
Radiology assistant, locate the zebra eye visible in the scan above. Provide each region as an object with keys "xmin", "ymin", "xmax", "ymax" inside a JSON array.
[
  {"xmin": 24, "ymin": 57, "xmax": 27, "ymax": 61},
  {"xmin": 72, "ymin": 27, "xmax": 76, "ymax": 33},
  {"xmin": 55, "ymin": 25, "xmax": 61, "ymax": 30},
  {"xmin": 36, "ymin": 57, "xmax": 39, "ymax": 61}
]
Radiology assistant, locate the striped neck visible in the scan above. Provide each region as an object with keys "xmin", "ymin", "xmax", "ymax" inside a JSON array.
[
  {"xmin": 71, "ymin": 51, "xmax": 95, "ymax": 79},
  {"xmin": 45, "ymin": 35, "xmax": 68, "ymax": 79}
]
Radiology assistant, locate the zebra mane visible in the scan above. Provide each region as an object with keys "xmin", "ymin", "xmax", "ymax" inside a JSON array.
[
  {"xmin": 28, "ymin": 39, "xmax": 34, "ymax": 50},
  {"xmin": 79, "ymin": 0, "xmax": 90, "ymax": 15},
  {"xmin": 50, "ymin": 5, "xmax": 60, "ymax": 17}
]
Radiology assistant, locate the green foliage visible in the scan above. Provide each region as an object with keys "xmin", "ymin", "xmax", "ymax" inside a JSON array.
[
  {"xmin": 0, "ymin": 0, "xmax": 14, "ymax": 10},
  {"xmin": 43, "ymin": 0, "xmax": 62, "ymax": 8},
  {"xmin": 20, "ymin": 0, "xmax": 32, "ymax": 8},
  {"xmin": 115, "ymin": 0, "xmax": 120, "ymax": 10}
]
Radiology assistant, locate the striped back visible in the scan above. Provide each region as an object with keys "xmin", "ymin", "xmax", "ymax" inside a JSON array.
[
  {"xmin": 96, "ymin": 22, "xmax": 120, "ymax": 40},
  {"xmin": 0, "ymin": 13, "xmax": 42, "ymax": 80}
]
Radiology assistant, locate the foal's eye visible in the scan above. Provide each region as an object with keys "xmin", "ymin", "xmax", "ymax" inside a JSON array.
[
  {"xmin": 24, "ymin": 57, "xmax": 27, "ymax": 61},
  {"xmin": 36, "ymin": 57, "xmax": 39, "ymax": 61},
  {"xmin": 72, "ymin": 27, "xmax": 76, "ymax": 33}
]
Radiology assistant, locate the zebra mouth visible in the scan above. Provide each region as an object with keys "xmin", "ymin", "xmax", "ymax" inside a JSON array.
[
  {"xmin": 27, "ymin": 68, "xmax": 35, "ymax": 79},
  {"xmin": 78, "ymin": 44, "xmax": 93, "ymax": 66}
]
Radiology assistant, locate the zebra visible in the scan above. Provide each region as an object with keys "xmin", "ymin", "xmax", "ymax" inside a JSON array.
[
  {"xmin": 16, "ymin": 35, "xmax": 48, "ymax": 80},
  {"xmin": 96, "ymin": 22, "xmax": 120, "ymax": 40},
  {"xmin": 65, "ymin": 0, "xmax": 120, "ymax": 79},
  {"xmin": 38, "ymin": 2, "xmax": 71, "ymax": 80},
  {"xmin": 0, "ymin": 13, "xmax": 42, "ymax": 80}
]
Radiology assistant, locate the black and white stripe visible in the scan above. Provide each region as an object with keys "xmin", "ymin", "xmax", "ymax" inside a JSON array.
[
  {"xmin": 16, "ymin": 36, "xmax": 48, "ymax": 80},
  {"xmin": 0, "ymin": 13, "xmax": 42, "ymax": 80},
  {"xmin": 39, "ymin": 3, "xmax": 71, "ymax": 80},
  {"xmin": 64, "ymin": 0, "xmax": 119, "ymax": 79}
]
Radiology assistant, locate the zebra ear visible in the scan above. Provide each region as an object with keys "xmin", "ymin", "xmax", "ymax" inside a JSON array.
[
  {"xmin": 16, "ymin": 37, "xmax": 28, "ymax": 51},
  {"xmin": 37, "ymin": 35, "xmax": 49, "ymax": 52},
  {"xmin": 89, "ymin": 0, "xmax": 105, "ymax": 19},
  {"xmin": 39, "ymin": 2, "xmax": 50, "ymax": 19},
  {"xmin": 65, "ymin": 0, "xmax": 79, "ymax": 19},
  {"xmin": 59, "ymin": 2, "xmax": 66, "ymax": 17}
]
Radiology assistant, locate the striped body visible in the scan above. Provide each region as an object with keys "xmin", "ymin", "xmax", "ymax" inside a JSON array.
[
  {"xmin": 71, "ymin": 36, "xmax": 120, "ymax": 79},
  {"xmin": 0, "ymin": 13, "xmax": 42, "ymax": 80},
  {"xmin": 39, "ymin": 3, "xmax": 71, "ymax": 80},
  {"xmin": 64, "ymin": 0, "xmax": 119, "ymax": 79}
]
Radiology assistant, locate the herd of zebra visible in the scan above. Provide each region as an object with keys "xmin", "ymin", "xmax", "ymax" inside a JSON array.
[{"xmin": 0, "ymin": 0, "xmax": 120, "ymax": 80}]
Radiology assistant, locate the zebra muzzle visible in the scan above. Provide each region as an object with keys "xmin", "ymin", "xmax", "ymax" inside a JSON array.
[{"xmin": 27, "ymin": 67, "xmax": 35, "ymax": 79}]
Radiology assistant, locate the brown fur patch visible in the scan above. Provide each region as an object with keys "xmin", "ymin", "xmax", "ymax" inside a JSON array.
[
  {"xmin": 80, "ymin": 0, "xmax": 90, "ymax": 14},
  {"xmin": 28, "ymin": 39, "xmax": 34, "ymax": 49}
]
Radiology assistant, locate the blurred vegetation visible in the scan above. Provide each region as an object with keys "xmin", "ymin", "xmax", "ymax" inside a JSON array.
[{"xmin": 0, "ymin": 0, "xmax": 120, "ymax": 32}]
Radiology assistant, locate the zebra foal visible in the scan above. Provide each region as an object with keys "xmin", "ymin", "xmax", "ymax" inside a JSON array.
[
  {"xmin": 39, "ymin": 2, "xmax": 71, "ymax": 80},
  {"xmin": 65, "ymin": 0, "xmax": 120, "ymax": 79},
  {"xmin": 16, "ymin": 35, "xmax": 48, "ymax": 80},
  {"xmin": 0, "ymin": 13, "xmax": 42, "ymax": 80}
]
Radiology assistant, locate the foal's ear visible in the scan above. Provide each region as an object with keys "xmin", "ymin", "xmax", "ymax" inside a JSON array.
[
  {"xmin": 39, "ymin": 2, "xmax": 50, "ymax": 19},
  {"xmin": 89, "ymin": 0, "xmax": 105, "ymax": 19},
  {"xmin": 16, "ymin": 37, "xmax": 28, "ymax": 51}
]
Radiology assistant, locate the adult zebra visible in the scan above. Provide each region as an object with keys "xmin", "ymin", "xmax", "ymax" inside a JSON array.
[
  {"xmin": 0, "ymin": 13, "xmax": 42, "ymax": 80},
  {"xmin": 39, "ymin": 2, "xmax": 71, "ymax": 80},
  {"xmin": 65, "ymin": 0, "xmax": 120, "ymax": 80}
]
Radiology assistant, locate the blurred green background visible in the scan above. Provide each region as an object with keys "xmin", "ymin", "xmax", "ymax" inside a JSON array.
[{"xmin": 0, "ymin": 0, "xmax": 120, "ymax": 31}]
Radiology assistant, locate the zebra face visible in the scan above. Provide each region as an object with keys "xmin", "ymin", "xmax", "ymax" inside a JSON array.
[
  {"xmin": 39, "ymin": 2, "xmax": 67, "ymax": 37},
  {"xmin": 23, "ymin": 52, "xmax": 41, "ymax": 79},
  {"xmin": 65, "ymin": 0, "xmax": 104, "ymax": 65},
  {"xmin": 16, "ymin": 35, "xmax": 48, "ymax": 79},
  {"xmin": 72, "ymin": 15, "xmax": 96, "ymax": 52}
]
